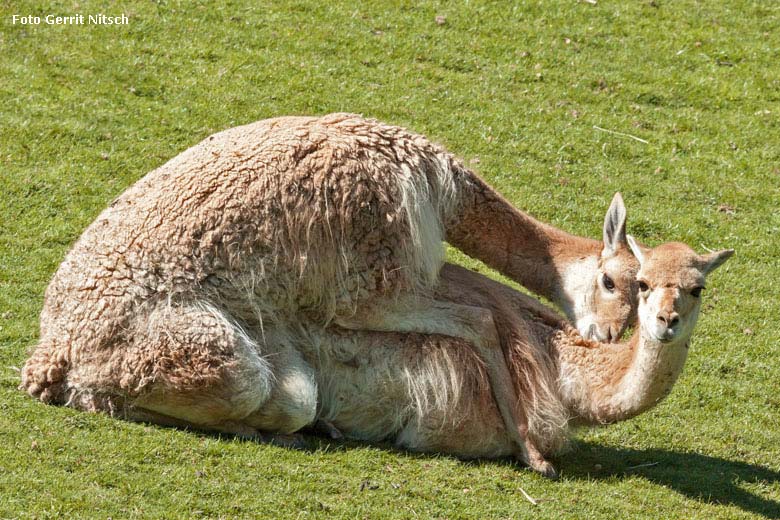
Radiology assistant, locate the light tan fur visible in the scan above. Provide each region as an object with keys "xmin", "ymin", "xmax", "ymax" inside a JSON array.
[{"xmin": 20, "ymin": 114, "xmax": 641, "ymax": 475}]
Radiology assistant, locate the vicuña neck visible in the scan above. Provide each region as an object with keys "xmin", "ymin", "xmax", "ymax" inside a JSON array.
[
  {"xmin": 446, "ymin": 172, "xmax": 602, "ymax": 314},
  {"xmin": 555, "ymin": 326, "xmax": 691, "ymax": 425}
]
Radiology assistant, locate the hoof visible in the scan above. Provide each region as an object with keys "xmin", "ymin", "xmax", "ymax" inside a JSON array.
[
  {"xmin": 515, "ymin": 444, "xmax": 558, "ymax": 480},
  {"xmin": 532, "ymin": 460, "xmax": 558, "ymax": 480},
  {"xmin": 261, "ymin": 433, "xmax": 309, "ymax": 450}
]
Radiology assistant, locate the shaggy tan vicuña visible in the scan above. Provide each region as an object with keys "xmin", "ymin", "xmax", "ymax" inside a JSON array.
[{"xmin": 21, "ymin": 114, "xmax": 638, "ymax": 477}]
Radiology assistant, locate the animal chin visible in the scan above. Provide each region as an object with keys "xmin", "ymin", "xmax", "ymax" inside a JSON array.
[{"xmin": 654, "ymin": 329, "xmax": 678, "ymax": 344}]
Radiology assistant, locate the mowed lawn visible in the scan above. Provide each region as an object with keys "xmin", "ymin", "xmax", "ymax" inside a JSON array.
[{"xmin": 1, "ymin": 0, "xmax": 779, "ymax": 518}]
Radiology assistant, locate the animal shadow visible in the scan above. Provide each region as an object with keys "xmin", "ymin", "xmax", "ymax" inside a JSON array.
[
  {"xmin": 558, "ymin": 440, "xmax": 780, "ymax": 519},
  {"xmin": 209, "ymin": 429, "xmax": 779, "ymax": 518}
]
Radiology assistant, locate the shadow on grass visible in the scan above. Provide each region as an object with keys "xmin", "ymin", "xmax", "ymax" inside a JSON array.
[
  {"xmin": 149, "ymin": 421, "xmax": 779, "ymax": 518},
  {"xmin": 554, "ymin": 440, "xmax": 780, "ymax": 519},
  {"xmin": 298, "ymin": 434, "xmax": 779, "ymax": 519}
]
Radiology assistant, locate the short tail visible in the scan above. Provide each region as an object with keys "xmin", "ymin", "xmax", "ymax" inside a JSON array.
[{"xmin": 19, "ymin": 341, "xmax": 69, "ymax": 404}]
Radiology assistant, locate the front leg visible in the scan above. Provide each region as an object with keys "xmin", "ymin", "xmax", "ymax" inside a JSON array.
[{"xmin": 334, "ymin": 295, "xmax": 556, "ymax": 478}]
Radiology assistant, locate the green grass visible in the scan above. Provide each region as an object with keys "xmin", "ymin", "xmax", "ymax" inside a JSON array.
[{"xmin": 1, "ymin": 0, "xmax": 779, "ymax": 517}]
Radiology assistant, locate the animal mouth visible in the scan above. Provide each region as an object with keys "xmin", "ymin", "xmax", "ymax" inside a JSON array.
[
  {"xmin": 642, "ymin": 324, "xmax": 678, "ymax": 344},
  {"xmin": 586, "ymin": 323, "xmax": 618, "ymax": 343}
]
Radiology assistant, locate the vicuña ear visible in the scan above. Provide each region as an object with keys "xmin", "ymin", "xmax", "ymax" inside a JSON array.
[
  {"xmin": 626, "ymin": 235, "xmax": 650, "ymax": 265},
  {"xmin": 603, "ymin": 192, "xmax": 627, "ymax": 255},
  {"xmin": 700, "ymin": 249, "xmax": 735, "ymax": 275}
]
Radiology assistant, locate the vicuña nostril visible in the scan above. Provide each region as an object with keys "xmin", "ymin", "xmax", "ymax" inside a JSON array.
[
  {"xmin": 669, "ymin": 315, "xmax": 679, "ymax": 327},
  {"xmin": 657, "ymin": 314, "xmax": 667, "ymax": 326}
]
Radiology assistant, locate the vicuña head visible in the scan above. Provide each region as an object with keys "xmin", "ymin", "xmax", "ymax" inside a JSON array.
[
  {"xmin": 627, "ymin": 238, "xmax": 734, "ymax": 347},
  {"xmin": 556, "ymin": 193, "xmax": 640, "ymax": 342}
]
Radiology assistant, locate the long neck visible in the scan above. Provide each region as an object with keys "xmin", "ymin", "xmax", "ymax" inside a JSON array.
[
  {"xmin": 445, "ymin": 170, "xmax": 601, "ymax": 313},
  {"xmin": 554, "ymin": 326, "xmax": 691, "ymax": 425}
]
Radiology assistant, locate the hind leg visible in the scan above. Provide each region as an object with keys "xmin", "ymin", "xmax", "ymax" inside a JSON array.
[
  {"xmin": 126, "ymin": 303, "xmax": 318, "ymax": 443},
  {"xmin": 334, "ymin": 294, "xmax": 555, "ymax": 477},
  {"xmin": 62, "ymin": 301, "xmax": 303, "ymax": 439}
]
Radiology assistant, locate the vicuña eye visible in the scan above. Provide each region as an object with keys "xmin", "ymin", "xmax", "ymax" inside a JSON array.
[
  {"xmin": 691, "ymin": 287, "xmax": 704, "ymax": 298},
  {"xmin": 638, "ymin": 280, "xmax": 649, "ymax": 292},
  {"xmin": 603, "ymin": 274, "xmax": 615, "ymax": 291}
]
